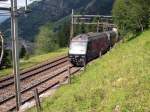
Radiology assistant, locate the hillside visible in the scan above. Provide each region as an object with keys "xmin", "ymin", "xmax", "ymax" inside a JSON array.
[
  {"xmin": 0, "ymin": 0, "xmax": 114, "ymax": 41},
  {"xmin": 28, "ymin": 30, "xmax": 150, "ymax": 112}
]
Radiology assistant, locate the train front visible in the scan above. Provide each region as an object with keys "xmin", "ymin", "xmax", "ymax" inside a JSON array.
[{"xmin": 69, "ymin": 35, "xmax": 88, "ymax": 66}]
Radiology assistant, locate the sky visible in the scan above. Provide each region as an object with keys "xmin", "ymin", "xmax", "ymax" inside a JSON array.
[
  {"xmin": 0, "ymin": 0, "xmax": 35, "ymax": 8},
  {"xmin": 0, "ymin": 0, "xmax": 39, "ymax": 23}
]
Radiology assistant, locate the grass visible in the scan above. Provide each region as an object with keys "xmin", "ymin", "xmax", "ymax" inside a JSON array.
[
  {"xmin": 27, "ymin": 29, "xmax": 150, "ymax": 112},
  {"xmin": 0, "ymin": 48, "xmax": 67, "ymax": 78}
]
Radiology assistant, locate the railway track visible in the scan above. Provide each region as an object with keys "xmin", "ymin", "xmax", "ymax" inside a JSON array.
[
  {"xmin": 0, "ymin": 55, "xmax": 81, "ymax": 111},
  {"xmin": 0, "ymin": 55, "xmax": 68, "ymax": 89}
]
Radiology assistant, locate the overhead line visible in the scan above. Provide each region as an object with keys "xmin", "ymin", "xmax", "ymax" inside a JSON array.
[
  {"xmin": 0, "ymin": 12, "xmax": 10, "ymax": 14},
  {"xmin": 0, "ymin": 15, "xmax": 10, "ymax": 16},
  {"xmin": 0, "ymin": 7, "xmax": 11, "ymax": 11},
  {"xmin": 73, "ymin": 15, "xmax": 112, "ymax": 18}
]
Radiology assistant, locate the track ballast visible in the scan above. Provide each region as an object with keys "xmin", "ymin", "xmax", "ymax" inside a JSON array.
[{"xmin": 0, "ymin": 55, "xmax": 81, "ymax": 111}]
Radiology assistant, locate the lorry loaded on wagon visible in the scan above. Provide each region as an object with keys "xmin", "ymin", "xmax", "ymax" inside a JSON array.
[{"xmin": 68, "ymin": 28, "xmax": 119, "ymax": 66}]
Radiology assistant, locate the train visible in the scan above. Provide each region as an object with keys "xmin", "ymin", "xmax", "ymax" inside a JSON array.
[{"xmin": 68, "ymin": 28, "xmax": 119, "ymax": 66}]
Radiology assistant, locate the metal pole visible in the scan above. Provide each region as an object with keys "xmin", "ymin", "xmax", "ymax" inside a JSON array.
[
  {"xmin": 68, "ymin": 66, "xmax": 71, "ymax": 84},
  {"xmin": 25, "ymin": 0, "xmax": 27, "ymax": 10},
  {"xmin": 33, "ymin": 88, "xmax": 42, "ymax": 112},
  {"xmin": 0, "ymin": 32, "xmax": 4, "ymax": 64},
  {"xmin": 70, "ymin": 9, "xmax": 74, "ymax": 41},
  {"xmin": 97, "ymin": 20, "xmax": 100, "ymax": 32},
  {"xmin": 11, "ymin": 0, "xmax": 21, "ymax": 110},
  {"xmin": 83, "ymin": 57, "xmax": 86, "ymax": 71}
]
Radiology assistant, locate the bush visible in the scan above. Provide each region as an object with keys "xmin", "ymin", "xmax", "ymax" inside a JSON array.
[
  {"xmin": 0, "ymin": 50, "xmax": 12, "ymax": 69},
  {"xmin": 35, "ymin": 23, "xmax": 59, "ymax": 54}
]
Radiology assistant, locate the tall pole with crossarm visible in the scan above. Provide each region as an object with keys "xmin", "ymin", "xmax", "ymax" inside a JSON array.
[
  {"xmin": 0, "ymin": 0, "xmax": 31, "ymax": 110},
  {"xmin": 10, "ymin": 0, "xmax": 21, "ymax": 110}
]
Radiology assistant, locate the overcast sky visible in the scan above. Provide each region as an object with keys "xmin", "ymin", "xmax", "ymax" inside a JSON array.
[
  {"xmin": 0, "ymin": 0, "xmax": 37, "ymax": 8},
  {"xmin": 0, "ymin": 0, "xmax": 40, "ymax": 22}
]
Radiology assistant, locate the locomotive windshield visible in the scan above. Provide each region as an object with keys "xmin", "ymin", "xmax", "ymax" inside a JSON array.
[{"xmin": 69, "ymin": 41, "xmax": 87, "ymax": 55}]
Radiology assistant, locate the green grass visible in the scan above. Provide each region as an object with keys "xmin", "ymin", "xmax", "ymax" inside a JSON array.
[
  {"xmin": 29, "ymin": 29, "xmax": 149, "ymax": 112},
  {"xmin": 0, "ymin": 48, "xmax": 67, "ymax": 78}
]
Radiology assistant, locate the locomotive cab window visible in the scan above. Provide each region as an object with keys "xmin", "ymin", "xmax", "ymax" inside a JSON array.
[{"xmin": 69, "ymin": 41, "xmax": 87, "ymax": 55}]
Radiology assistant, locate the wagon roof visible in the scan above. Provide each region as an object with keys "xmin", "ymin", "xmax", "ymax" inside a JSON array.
[
  {"xmin": 72, "ymin": 32, "xmax": 106, "ymax": 42},
  {"xmin": 87, "ymin": 32, "xmax": 105, "ymax": 37}
]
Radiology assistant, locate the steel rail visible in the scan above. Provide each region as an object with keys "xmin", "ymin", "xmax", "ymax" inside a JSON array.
[
  {"xmin": 0, "ymin": 65, "xmax": 72, "ymax": 105},
  {"xmin": 0, "ymin": 56, "xmax": 68, "ymax": 88},
  {"xmin": 2, "ymin": 66, "xmax": 81, "ymax": 111}
]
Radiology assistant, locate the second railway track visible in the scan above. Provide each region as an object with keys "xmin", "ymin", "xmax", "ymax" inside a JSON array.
[
  {"xmin": 0, "ymin": 55, "xmax": 68, "ymax": 89},
  {"xmin": 0, "ymin": 55, "xmax": 81, "ymax": 111}
]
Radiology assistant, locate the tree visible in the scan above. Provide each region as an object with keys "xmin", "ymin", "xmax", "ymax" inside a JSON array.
[
  {"xmin": 35, "ymin": 23, "xmax": 59, "ymax": 54},
  {"xmin": 112, "ymin": 0, "xmax": 150, "ymax": 36},
  {"xmin": 57, "ymin": 21, "xmax": 70, "ymax": 47},
  {"xmin": 0, "ymin": 32, "xmax": 12, "ymax": 69},
  {"xmin": 74, "ymin": 23, "xmax": 91, "ymax": 35},
  {"xmin": 78, "ymin": 23, "xmax": 88, "ymax": 34},
  {"xmin": 19, "ymin": 45, "xmax": 27, "ymax": 58},
  {"xmin": 0, "ymin": 50, "xmax": 12, "ymax": 69}
]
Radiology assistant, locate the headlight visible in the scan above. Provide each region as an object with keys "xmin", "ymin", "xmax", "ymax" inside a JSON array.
[
  {"xmin": 75, "ymin": 55, "xmax": 79, "ymax": 58},
  {"xmin": 81, "ymin": 55, "xmax": 85, "ymax": 58},
  {"xmin": 69, "ymin": 55, "xmax": 73, "ymax": 57}
]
